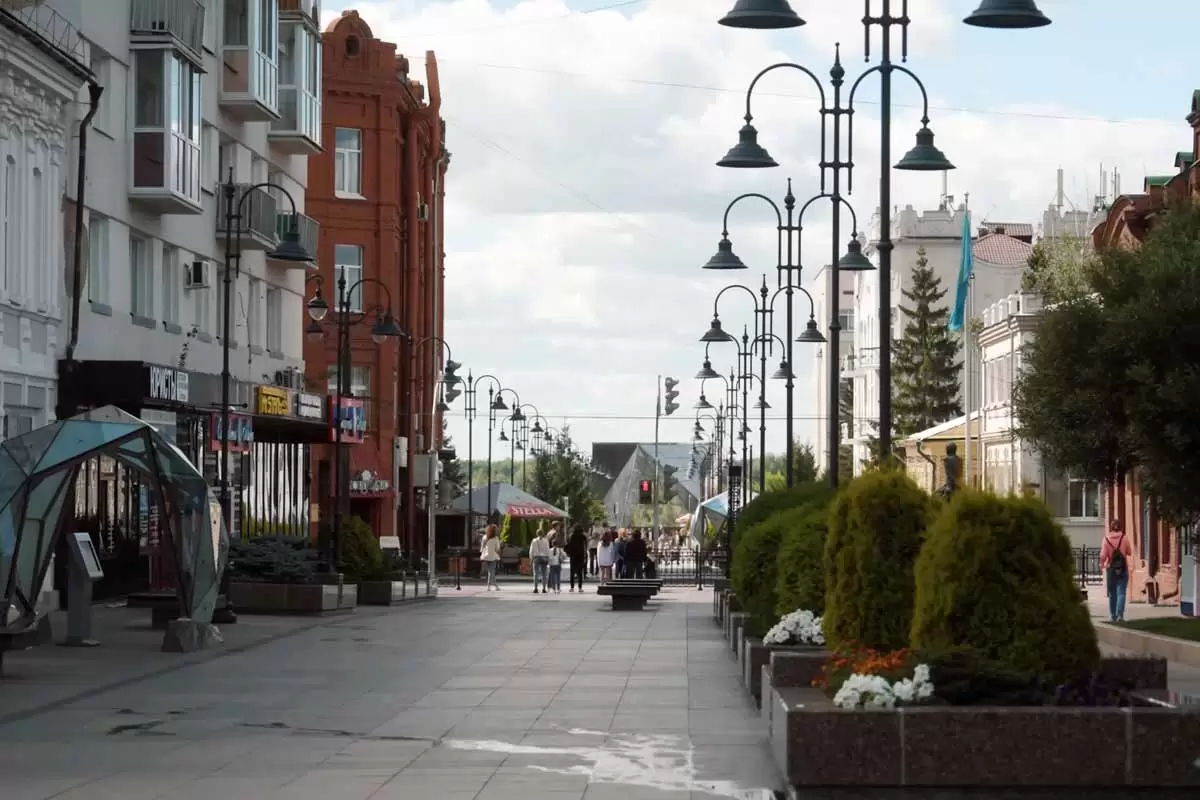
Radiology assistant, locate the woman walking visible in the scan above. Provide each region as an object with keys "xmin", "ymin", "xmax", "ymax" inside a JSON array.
[
  {"xmin": 547, "ymin": 534, "xmax": 565, "ymax": 594},
  {"xmin": 480, "ymin": 525, "xmax": 502, "ymax": 591},
  {"xmin": 529, "ymin": 524, "xmax": 551, "ymax": 594},
  {"xmin": 596, "ymin": 530, "xmax": 616, "ymax": 584}
]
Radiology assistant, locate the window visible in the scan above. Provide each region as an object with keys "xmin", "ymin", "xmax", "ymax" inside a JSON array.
[
  {"xmin": 134, "ymin": 51, "xmax": 164, "ymax": 128},
  {"xmin": 334, "ymin": 128, "xmax": 362, "ymax": 195},
  {"xmin": 31, "ymin": 166, "xmax": 43, "ymax": 307},
  {"xmin": 2, "ymin": 155, "xmax": 15, "ymax": 297},
  {"xmin": 265, "ymin": 286, "xmax": 282, "ymax": 352},
  {"xmin": 129, "ymin": 234, "xmax": 153, "ymax": 317},
  {"xmin": 215, "ymin": 267, "xmax": 228, "ymax": 339},
  {"xmin": 86, "ymin": 215, "xmax": 109, "ymax": 304},
  {"xmin": 1067, "ymin": 475, "xmax": 1101, "ymax": 519},
  {"xmin": 327, "ymin": 364, "xmax": 372, "ymax": 428},
  {"xmin": 162, "ymin": 246, "xmax": 180, "ymax": 324},
  {"xmin": 246, "ymin": 277, "xmax": 261, "ymax": 346},
  {"xmin": 89, "ymin": 48, "xmax": 113, "ymax": 134},
  {"xmin": 333, "ymin": 244, "xmax": 363, "ymax": 312},
  {"xmin": 193, "ymin": 279, "xmax": 211, "ymax": 334},
  {"xmin": 2, "ymin": 407, "xmax": 37, "ymax": 441},
  {"xmin": 202, "ymin": 0, "xmax": 217, "ymax": 52},
  {"xmin": 838, "ymin": 310, "xmax": 855, "ymax": 332},
  {"xmin": 218, "ymin": 139, "xmax": 237, "ymax": 184},
  {"xmin": 169, "ymin": 53, "xmax": 201, "ymax": 143},
  {"xmin": 202, "ymin": 124, "xmax": 218, "ymax": 191}
]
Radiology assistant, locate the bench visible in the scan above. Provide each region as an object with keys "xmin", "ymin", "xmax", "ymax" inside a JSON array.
[
  {"xmin": 605, "ymin": 579, "xmax": 662, "ymax": 594},
  {"xmin": 0, "ymin": 615, "xmax": 52, "ymax": 677},
  {"xmin": 597, "ymin": 583, "xmax": 657, "ymax": 610},
  {"xmin": 127, "ymin": 592, "xmax": 230, "ymax": 629}
]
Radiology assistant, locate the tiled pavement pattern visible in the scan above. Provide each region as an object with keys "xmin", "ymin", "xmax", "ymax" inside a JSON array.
[{"xmin": 0, "ymin": 587, "xmax": 781, "ymax": 799}]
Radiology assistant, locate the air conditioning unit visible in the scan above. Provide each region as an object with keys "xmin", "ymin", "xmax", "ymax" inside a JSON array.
[
  {"xmin": 185, "ymin": 260, "xmax": 212, "ymax": 289},
  {"xmin": 417, "ymin": 198, "xmax": 429, "ymax": 222}
]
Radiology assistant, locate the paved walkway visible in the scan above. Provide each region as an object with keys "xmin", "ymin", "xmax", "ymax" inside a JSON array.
[{"xmin": 0, "ymin": 588, "xmax": 780, "ymax": 800}]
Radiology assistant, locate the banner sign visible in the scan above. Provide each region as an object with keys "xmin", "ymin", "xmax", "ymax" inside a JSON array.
[{"xmin": 329, "ymin": 397, "xmax": 366, "ymax": 444}]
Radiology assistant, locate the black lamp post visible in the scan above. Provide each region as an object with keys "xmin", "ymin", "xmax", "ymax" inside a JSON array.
[
  {"xmin": 495, "ymin": 388, "xmax": 523, "ymax": 490},
  {"xmin": 407, "ymin": 336, "xmax": 459, "ymax": 579},
  {"xmin": 304, "ymin": 275, "xmax": 404, "ymax": 570},
  {"xmin": 714, "ymin": 0, "xmax": 1049, "ymax": 473},
  {"xmin": 515, "ymin": 404, "xmax": 541, "ymax": 485},
  {"xmin": 218, "ymin": 172, "xmax": 313, "ymax": 558},
  {"xmin": 463, "ymin": 373, "xmax": 505, "ymax": 529}
]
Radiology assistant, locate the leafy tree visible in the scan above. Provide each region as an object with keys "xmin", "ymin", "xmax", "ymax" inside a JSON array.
[
  {"xmin": 1015, "ymin": 200, "xmax": 1200, "ymax": 525},
  {"xmin": 838, "ymin": 378, "xmax": 854, "ymax": 478},
  {"xmin": 1022, "ymin": 234, "xmax": 1097, "ymax": 304},
  {"xmin": 792, "ymin": 441, "xmax": 818, "ymax": 484},
  {"xmin": 528, "ymin": 426, "xmax": 607, "ymax": 529},
  {"xmin": 892, "ymin": 246, "xmax": 962, "ymax": 438}
]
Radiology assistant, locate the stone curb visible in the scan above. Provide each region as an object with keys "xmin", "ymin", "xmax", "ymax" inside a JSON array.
[{"xmin": 1095, "ymin": 621, "xmax": 1200, "ymax": 669}]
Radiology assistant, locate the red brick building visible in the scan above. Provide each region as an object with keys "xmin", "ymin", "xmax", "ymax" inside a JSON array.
[
  {"xmin": 305, "ymin": 11, "xmax": 447, "ymax": 550},
  {"xmin": 1091, "ymin": 91, "xmax": 1200, "ymax": 612}
]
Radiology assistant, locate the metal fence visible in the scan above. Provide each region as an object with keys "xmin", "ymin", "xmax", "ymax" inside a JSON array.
[
  {"xmin": 1073, "ymin": 546, "xmax": 1102, "ymax": 589},
  {"xmin": 650, "ymin": 547, "xmax": 727, "ymax": 587}
]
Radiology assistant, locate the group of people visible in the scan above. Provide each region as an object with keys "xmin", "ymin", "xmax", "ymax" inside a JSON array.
[{"xmin": 476, "ymin": 523, "xmax": 659, "ymax": 593}]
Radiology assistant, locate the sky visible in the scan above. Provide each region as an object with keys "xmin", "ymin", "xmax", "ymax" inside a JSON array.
[{"xmin": 321, "ymin": 0, "xmax": 1194, "ymax": 464}]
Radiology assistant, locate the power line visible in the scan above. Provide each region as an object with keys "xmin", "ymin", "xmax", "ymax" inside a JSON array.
[
  {"xmin": 456, "ymin": 413, "xmax": 881, "ymax": 421},
  {"xmin": 396, "ymin": 0, "xmax": 651, "ymax": 39}
]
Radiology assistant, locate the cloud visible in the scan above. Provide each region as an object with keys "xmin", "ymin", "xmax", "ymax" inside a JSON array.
[{"xmin": 322, "ymin": 0, "xmax": 1184, "ymax": 464}]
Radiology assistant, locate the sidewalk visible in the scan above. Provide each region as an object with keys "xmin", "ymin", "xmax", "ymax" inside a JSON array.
[{"xmin": 0, "ymin": 588, "xmax": 781, "ymax": 800}]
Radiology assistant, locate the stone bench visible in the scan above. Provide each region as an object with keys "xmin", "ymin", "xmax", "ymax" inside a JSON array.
[
  {"xmin": 597, "ymin": 583, "xmax": 656, "ymax": 611},
  {"xmin": 606, "ymin": 579, "xmax": 662, "ymax": 592}
]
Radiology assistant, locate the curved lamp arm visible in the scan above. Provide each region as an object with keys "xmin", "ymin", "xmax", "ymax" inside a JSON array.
[
  {"xmin": 742, "ymin": 63, "xmax": 829, "ymax": 193},
  {"xmin": 847, "ymin": 64, "xmax": 934, "ymax": 194},
  {"xmin": 769, "ymin": 284, "xmax": 819, "ymax": 320},
  {"xmin": 796, "ymin": 191, "xmax": 862, "ymax": 237},
  {"xmin": 720, "ymin": 192, "xmax": 782, "ymax": 235}
]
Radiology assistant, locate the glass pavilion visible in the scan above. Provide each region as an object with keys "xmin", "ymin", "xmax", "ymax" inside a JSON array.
[{"xmin": 0, "ymin": 406, "xmax": 227, "ymax": 632}]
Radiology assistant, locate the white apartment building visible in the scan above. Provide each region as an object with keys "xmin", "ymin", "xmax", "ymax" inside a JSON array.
[
  {"xmin": 0, "ymin": 2, "xmax": 93, "ymax": 438},
  {"xmin": 808, "ymin": 262, "xmax": 855, "ymax": 474},
  {"xmin": 977, "ymin": 292, "xmax": 1102, "ymax": 548}
]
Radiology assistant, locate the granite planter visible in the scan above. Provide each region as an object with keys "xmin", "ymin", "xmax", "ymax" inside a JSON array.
[
  {"xmin": 229, "ymin": 580, "xmax": 357, "ymax": 615},
  {"xmin": 770, "ymin": 687, "xmax": 1200, "ymax": 789},
  {"xmin": 743, "ymin": 638, "xmax": 825, "ymax": 708},
  {"xmin": 356, "ymin": 580, "xmax": 406, "ymax": 606},
  {"xmin": 727, "ymin": 612, "xmax": 747, "ymax": 654}
]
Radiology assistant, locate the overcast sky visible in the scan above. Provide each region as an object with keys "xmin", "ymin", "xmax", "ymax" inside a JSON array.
[{"xmin": 323, "ymin": 0, "xmax": 1192, "ymax": 461}]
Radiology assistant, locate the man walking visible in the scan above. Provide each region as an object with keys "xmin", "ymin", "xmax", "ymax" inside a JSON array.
[{"xmin": 566, "ymin": 525, "xmax": 589, "ymax": 592}]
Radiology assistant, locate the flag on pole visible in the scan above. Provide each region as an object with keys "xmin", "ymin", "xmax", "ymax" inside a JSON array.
[{"xmin": 949, "ymin": 209, "xmax": 973, "ymax": 332}]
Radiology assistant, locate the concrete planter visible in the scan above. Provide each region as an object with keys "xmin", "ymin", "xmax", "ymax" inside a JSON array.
[
  {"xmin": 742, "ymin": 637, "xmax": 824, "ymax": 707},
  {"xmin": 229, "ymin": 581, "xmax": 357, "ymax": 615},
  {"xmin": 356, "ymin": 580, "xmax": 407, "ymax": 606},
  {"xmin": 770, "ymin": 686, "xmax": 1200, "ymax": 789},
  {"xmin": 727, "ymin": 612, "xmax": 747, "ymax": 655}
]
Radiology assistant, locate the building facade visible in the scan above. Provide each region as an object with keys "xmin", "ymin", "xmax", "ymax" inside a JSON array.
[
  {"xmin": 305, "ymin": 11, "xmax": 447, "ymax": 551},
  {"xmin": 808, "ymin": 262, "xmax": 855, "ymax": 474},
  {"xmin": 43, "ymin": 0, "xmax": 328, "ymax": 597}
]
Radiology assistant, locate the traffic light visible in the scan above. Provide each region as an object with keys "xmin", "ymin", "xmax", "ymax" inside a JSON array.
[
  {"xmin": 663, "ymin": 377, "xmax": 680, "ymax": 416},
  {"xmin": 638, "ymin": 479, "xmax": 653, "ymax": 504},
  {"xmin": 443, "ymin": 359, "xmax": 462, "ymax": 386},
  {"xmin": 662, "ymin": 464, "xmax": 678, "ymax": 497}
]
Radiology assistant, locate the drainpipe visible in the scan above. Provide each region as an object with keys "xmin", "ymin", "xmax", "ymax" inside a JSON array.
[
  {"xmin": 63, "ymin": 82, "xmax": 103, "ymax": 368},
  {"xmin": 915, "ymin": 439, "xmax": 936, "ymax": 494}
]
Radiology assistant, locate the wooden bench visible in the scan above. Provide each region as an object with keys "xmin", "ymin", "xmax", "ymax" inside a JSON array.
[
  {"xmin": 0, "ymin": 616, "xmax": 52, "ymax": 677},
  {"xmin": 597, "ymin": 582, "xmax": 657, "ymax": 610}
]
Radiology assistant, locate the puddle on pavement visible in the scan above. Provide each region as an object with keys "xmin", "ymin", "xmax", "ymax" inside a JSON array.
[{"xmin": 444, "ymin": 727, "xmax": 779, "ymax": 799}]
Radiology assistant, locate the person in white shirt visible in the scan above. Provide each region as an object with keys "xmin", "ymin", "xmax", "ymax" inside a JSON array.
[
  {"xmin": 479, "ymin": 524, "xmax": 502, "ymax": 591},
  {"xmin": 547, "ymin": 535, "xmax": 565, "ymax": 594},
  {"xmin": 528, "ymin": 525, "xmax": 551, "ymax": 594},
  {"xmin": 596, "ymin": 529, "xmax": 616, "ymax": 584}
]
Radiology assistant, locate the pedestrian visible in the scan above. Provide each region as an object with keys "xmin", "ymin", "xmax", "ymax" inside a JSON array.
[
  {"xmin": 1100, "ymin": 517, "xmax": 1133, "ymax": 623},
  {"xmin": 614, "ymin": 529, "xmax": 628, "ymax": 579},
  {"xmin": 626, "ymin": 529, "xmax": 648, "ymax": 579},
  {"xmin": 548, "ymin": 533, "xmax": 565, "ymax": 594},
  {"xmin": 529, "ymin": 523, "xmax": 551, "ymax": 594},
  {"xmin": 597, "ymin": 530, "xmax": 616, "ymax": 584},
  {"xmin": 480, "ymin": 524, "xmax": 502, "ymax": 591},
  {"xmin": 567, "ymin": 525, "xmax": 589, "ymax": 592},
  {"xmin": 587, "ymin": 528, "xmax": 601, "ymax": 576}
]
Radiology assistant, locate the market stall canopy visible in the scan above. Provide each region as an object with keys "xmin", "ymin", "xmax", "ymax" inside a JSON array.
[
  {"xmin": 449, "ymin": 482, "xmax": 569, "ymax": 519},
  {"xmin": 688, "ymin": 489, "xmax": 758, "ymax": 544},
  {"xmin": 0, "ymin": 406, "xmax": 227, "ymax": 634}
]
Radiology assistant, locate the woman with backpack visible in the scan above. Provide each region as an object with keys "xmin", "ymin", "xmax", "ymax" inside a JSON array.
[{"xmin": 1100, "ymin": 518, "xmax": 1133, "ymax": 623}]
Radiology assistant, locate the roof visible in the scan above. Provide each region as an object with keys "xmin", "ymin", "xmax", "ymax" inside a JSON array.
[
  {"xmin": 1144, "ymin": 175, "xmax": 1174, "ymax": 189},
  {"xmin": 900, "ymin": 411, "xmax": 984, "ymax": 443},
  {"xmin": 449, "ymin": 482, "xmax": 568, "ymax": 518},
  {"xmin": 980, "ymin": 221, "xmax": 1033, "ymax": 238},
  {"xmin": 972, "ymin": 233, "xmax": 1032, "ymax": 266}
]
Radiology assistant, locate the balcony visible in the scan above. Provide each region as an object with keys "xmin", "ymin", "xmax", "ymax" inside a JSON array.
[
  {"xmin": 129, "ymin": 0, "xmax": 205, "ymax": 66},
  {"xmin": 279, "ymin": 0, "xmax": 320, "ymax": 25},
  {"xmin": 270, "ymin": 7, "xmax": 321, "ymax": 153},
  {"xmin": 216, "ymin": 184, "xmax": 279, "ymax": 252},
  {"xmin": 269, "ymin": 211, "xmax": 319, "ymax": 270},
  {"xmin": 270, "ymin": 85, "xmax": 321, "ymax": 154},
  {"xmin": 219, "ymin": 0, "xmax": 279, "ymax": 121},
  {"xmin": 129, "ymin": 49, "xmax": 203, "ymax": 214}
]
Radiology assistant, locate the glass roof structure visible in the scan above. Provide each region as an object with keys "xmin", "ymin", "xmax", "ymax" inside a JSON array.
[{"xmin": 0, "ymin": 406, "xmax": 227, "ymax": 631}]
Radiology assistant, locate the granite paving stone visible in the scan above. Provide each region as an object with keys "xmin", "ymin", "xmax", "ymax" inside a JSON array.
[{"xmin": 0, "ymin": 587, "xmax": 782, "ymax": 799}]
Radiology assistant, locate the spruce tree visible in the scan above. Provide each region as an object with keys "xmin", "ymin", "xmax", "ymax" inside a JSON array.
[{"xmin": 892, "ymin": 247, "xmax": 962, "ymax": 438}]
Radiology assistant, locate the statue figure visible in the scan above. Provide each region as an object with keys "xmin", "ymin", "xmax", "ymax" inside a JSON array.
[{"xmin": 939, "ymin": 442, "xmax": 962, "ymax": 496}]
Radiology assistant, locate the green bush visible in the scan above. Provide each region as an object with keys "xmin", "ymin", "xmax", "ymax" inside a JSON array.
[
  {"xmin": 340, "ymin": 516, "xmax": 384, "ymax": 581},
  {"xmin": 774, "ymin": 505, "xmax": 829, "ymax": 617},
  {"xmin": 228, "ymin": 535, "xmax": 318, "ymax": 584},
  {"xmin": 910, "ymin": 490, "xmax": 1099, "ymax": 683},
  {"xmin": 738, "ymin": 480, "xmax": 834, "ymax": 533},
  {"xmin": 823, "ymin": 469, "xmax": 929, "ymax": 652},
  {"xmin": 731, "ymin": 513, "xmax": 789, "ymax": 637}
]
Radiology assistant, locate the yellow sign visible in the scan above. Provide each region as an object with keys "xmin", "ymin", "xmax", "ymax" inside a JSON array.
[{"xmin": 257, "ymin": 386, "xmax": 290, "ymax": 416}]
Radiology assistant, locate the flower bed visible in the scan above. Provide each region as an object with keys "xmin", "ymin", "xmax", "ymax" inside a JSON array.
[{"xmin": 741, "ymin": 609, "xmax": 829, "ymax": 707}]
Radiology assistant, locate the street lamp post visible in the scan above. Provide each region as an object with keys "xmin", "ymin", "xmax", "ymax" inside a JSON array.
[
  {"xmin": 463, "ymin": 373, "xmax": 505, "ymax": 535},
  {"xmin": 407, "ymin": 336, "xmax": 460, "ymax": 586},
  {"xmin": 304, "ymin": 276, "xmax": 405, "ymax": 570},
  {"xmin": 218, "ymin": 172, "xmax": 313, "ymax": 561},
  {"xmin": 715, "ymin": 0, "xmax": 1048, "ymax": 469}
]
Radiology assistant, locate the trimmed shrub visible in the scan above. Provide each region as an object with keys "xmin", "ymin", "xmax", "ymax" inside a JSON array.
[
  {"xmin": 228, "ymin": 536, "xmax": 318, "ymax": 584},
  {"xmin": 738, "ymin": 480, "xmax": 834, "ymax": 533},
  {"xmin": 823, "ymin": 469, "xmax": 929, "ymax": 652},
  {"xmin": 774, "ymin": 505, "xmax": 829, "ymax": 617},
  {"xmin": 341, "ymin": 516, "xmax": 384, "ymax": 581},
  {"xmin": 910, "ymin": 489, "xmax": 1099, "ymax": 683},
  {"xmin": 731, "ymin": 513, "xmax": 789, "ymax": 637}
]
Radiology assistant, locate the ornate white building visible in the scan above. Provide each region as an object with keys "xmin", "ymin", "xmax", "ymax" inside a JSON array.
[{"xmin": 0, "ymin": 3, "xmax": 92, "ymax": 438}]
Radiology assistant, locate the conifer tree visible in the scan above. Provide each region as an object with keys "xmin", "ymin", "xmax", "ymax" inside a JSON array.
[{"xmin": 892, "ymin": 247, "xmax": 962, "ymax": 437}]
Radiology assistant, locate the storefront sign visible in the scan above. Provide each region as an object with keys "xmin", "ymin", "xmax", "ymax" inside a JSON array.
[
  {"xmin": 295, "ymin": 392, "xmax": 323, "ymax": 420},
  {"xmin": 329, "ymin": 397, "xmax": 366, "ymax": 444},
  {"xmin": 350, "ymin": 470, "xmax": 391, "ymax": 494},
  {"xmin": 148, "ymin": 366, "xmax": 189, "ymax": 404},
  {"xmin": 256, "ymin": 386, "xmax": 290, "ymax": 416},
  {"xmin": 210, "ymin": 413, "xmax": 254, "ymax": 453}
]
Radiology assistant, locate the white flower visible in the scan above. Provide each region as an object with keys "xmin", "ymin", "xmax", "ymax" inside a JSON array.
[
  {"xmin": 831, "ymin": 664, "xmax": 936, "ymax": 710},
  {"xmin": 763, "ymin": 608, "xmax": 825, "ymax": 646},
  {"xmin": 913, "ymin": 664, "xmax": 931, "ymax": 684}
]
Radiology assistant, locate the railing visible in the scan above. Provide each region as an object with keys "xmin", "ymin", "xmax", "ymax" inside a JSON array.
[
  {"xmin": 253, "ymin": 47, "xmax": 278, "ymax": 113},
  {"xmin": 216, "ymin": 184, "xmax": 279, "ymax": 242},
  {"xmin": 274, "ymin": 211, "xmax": 318, "ymax": 262},
  {"xmin": 129, "ymin": 0, "xmax": 205, "ymax": 61},
  {"xmin": 221, "ymin": 45, "xmax": 278, "ymax": 114},
  {"xmin": 1073, "ymin": 546, "xmax": 1102, "ymax": 589},
  {"xmin": 1, "ymin": 0, "xmax": 88, "ymax": 66},
  {"xmin": 279, "ymin": 0, "xmax": 320, "ymax": 24},
  {"xmin": 272, "ymin": 85, "xmax": 320, "ymax": 143}
]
